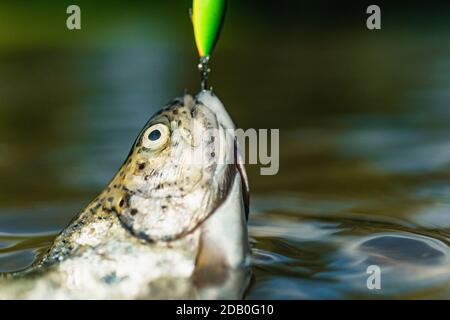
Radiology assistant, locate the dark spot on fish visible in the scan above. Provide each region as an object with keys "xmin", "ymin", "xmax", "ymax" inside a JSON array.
[
  {"xmin": 136, "ymin": 231, "xmax": 155, "ymax": 243},
  {"xmin": 161, "ymin": 205, "xmax": 167, "ymax": 210},
  {"xmin": 138, "ymin": 162, "xmax": 146, "ymax": 170},
  {"xmin": 119, "ymin": 199, "xmax": 125, "ymax": 208},
  {"xmin": 107, "ymin": 197, "xmax": 113, "ymax": 202},
  {"xmin": 211, "ymin": 136, "xmax": 215, "ymax": 142},
  {"xmin": 172, "ymin": 109, "xmax": 178, "ymax": 115},
  {"xmin": 130, "ymin": 209, "xmax": 138, "ymax": 216},
  {"xmin": 211, "ymin": 152, "xmax": 215, "ymax": 157},
  {"xmin": 102, "ymin": 272, "xmax": 120, "ymax": 284},
  {"xmin": 102, "ymin": 206, "xmax": 115, "ymax": 214}
]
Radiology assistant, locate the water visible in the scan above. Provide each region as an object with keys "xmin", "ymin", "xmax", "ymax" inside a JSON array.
[{"xmin": 0, "ymin": 2, "xmax": 449, "ymax": 299}]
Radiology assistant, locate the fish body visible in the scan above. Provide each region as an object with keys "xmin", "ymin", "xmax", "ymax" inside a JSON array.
[{"xmin": 0, "ymin": 91, "xmax": 251, "ymax": 299}]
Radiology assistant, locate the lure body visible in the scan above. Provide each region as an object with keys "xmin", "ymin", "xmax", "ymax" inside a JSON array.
[{"xmin": 192, "ymin": 0, "xmax": 227, "ymax": 57}]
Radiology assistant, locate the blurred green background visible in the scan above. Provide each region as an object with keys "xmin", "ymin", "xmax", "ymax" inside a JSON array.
[{"xmin": 0, "ymin": 0, "xmax": 449, "ymax": 298}]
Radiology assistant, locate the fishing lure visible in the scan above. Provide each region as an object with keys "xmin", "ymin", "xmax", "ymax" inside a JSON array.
[{"xmin": 191, "ymin": 0, "xmax": 227, "ymax": 90}]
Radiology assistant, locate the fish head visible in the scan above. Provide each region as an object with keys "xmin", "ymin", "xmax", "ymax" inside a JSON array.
[{"xmin": 109, "ymin": 91, "xmax": 243, "ymax": 242}]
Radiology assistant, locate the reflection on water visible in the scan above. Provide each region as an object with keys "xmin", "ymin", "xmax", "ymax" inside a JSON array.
[{"xmin": 0, "ymin": 3, "xmax": 449, "ymax": 299}]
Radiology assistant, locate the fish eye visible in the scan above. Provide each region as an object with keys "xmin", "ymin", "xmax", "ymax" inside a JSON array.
[
  {"xmin": 148, "ymin": 130, "xmax": 161, "ymax": 141},
  {"xmin": 142, "ymin": 124, "xmax": 169, "ymax": 149}
]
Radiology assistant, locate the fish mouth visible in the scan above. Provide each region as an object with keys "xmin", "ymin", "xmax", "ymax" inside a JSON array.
[
  {"xmin": 195, "ymin": 90, "xmax": 236, "ymax": 131},
  {"xmin": 170, "ymin": 91, "xmax": 233, "ymax": 129}
]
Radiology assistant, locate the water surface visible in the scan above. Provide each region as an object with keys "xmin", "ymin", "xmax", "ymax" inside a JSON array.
[{"xmin": 0, "ymin": 2, "xmax": 449, "ymax": 299}]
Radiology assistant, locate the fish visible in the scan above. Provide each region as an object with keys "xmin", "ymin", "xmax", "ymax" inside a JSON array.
[{"xmin": 0, "ymin": 91, "xmax": 251, "ymax": 299}]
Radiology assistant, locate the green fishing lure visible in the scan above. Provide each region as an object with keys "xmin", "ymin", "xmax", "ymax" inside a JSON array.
[{"xmin": 192, "ymin": 0, "xmax": 227, "ymax": 57}]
